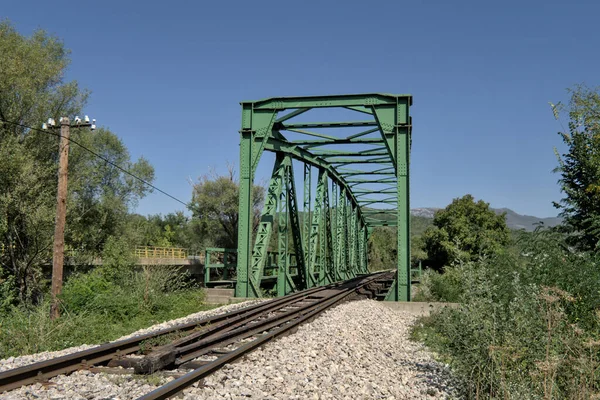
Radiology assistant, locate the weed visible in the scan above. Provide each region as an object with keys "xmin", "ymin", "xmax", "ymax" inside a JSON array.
[
  {"xmin": 412, "ymin": 229, "xmax": 600, "ymax": 399},
  {"xmin": 0, "ymin": 266, "xmax": 215, "ymax": 358}
]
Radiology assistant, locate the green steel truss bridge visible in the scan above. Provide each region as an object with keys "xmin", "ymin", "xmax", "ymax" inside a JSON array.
[{"xmin": 236, "ymin": 93, "xmax": 412, "ymax": 301}]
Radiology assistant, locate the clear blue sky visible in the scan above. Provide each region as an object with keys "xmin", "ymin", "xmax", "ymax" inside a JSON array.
[{"xmin": 4, "ymin": 0, "xmax": 598, "ymax": 218}]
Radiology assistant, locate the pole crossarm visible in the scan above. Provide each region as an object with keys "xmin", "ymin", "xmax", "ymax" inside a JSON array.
[{"xmin": 236, "ymin": 93, "xmax": 413, "ymax": 302}]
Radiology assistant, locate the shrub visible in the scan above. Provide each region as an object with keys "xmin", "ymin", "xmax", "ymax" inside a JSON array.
[
  {"xmin": 0, "ymin": 263, "xmax": 207, "ymax": 358},
  {"xmin": 414, "ymin": 266, "xmax": 465, "ymax": 303},
  {"xmin": 413, "ymin": 229, "xmax": 600, "ymax": 399}
]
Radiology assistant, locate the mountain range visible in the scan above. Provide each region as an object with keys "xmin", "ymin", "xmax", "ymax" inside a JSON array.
[{"xmin": 410, "ymin": 207, "xmax": 562, "ymax": 232}]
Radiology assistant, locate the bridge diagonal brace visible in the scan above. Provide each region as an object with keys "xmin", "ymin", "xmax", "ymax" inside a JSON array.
[
  {"xmin": 247, "ymin": 154, "xmax": 286, "ymax": 297},
  {"xmin": 283, "ymin": 156, "xmax": 310, "ymax": 290}
]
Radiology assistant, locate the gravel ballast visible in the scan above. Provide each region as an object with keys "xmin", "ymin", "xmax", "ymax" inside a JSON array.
[
  {"xmin": 2, "ymin": 300, "xmax": 461, "ymax": 399},
  {"xmin": 0, "ymin": 300, "xmax": 264, "ymax": 373}
]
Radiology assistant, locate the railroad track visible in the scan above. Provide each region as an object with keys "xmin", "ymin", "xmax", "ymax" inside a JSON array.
[{"xmin": 0, "ymin": 271, "xmax": 394, "ymax": 399}]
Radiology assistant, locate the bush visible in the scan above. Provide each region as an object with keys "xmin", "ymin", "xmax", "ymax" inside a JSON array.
[
  {"xmin": 0, "ymin": 264, "xmax": 208, "ymax": 358},
  {"xmin": 414, "ymin": 266, "xmax": 465, "ymax": 303},
  {"xmin": 413, "ymin": 229, "xmax": 600, "ymax": 399}
]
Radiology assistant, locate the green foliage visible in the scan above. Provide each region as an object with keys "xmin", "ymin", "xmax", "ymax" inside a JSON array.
[
  {"xmin": 412, "ymin": 215, "xmax": 434, "ymax": 236},
  {"xmin": 553, "ymin": 84, "xmax": 600, "ymax": 251},
  {"xmin": 422, "ymin": 194, "xmax": 510, "ymax": 271},
  {"xmin": 0, "ymin": 272, "xmax": 17, "ymax": 313},
  {"xmin": 0, "ymin": 20, "xmax": 87, "ymax": 303},
  {"xmin": 0, "ymin": 20, "xmax": 154, "ymax": 304},
  {"xmin": 367, "ymin": 216, "xmax": 433, "ymax": 271},
  {"xmin": 413, "ymin": 230, "xmax": 600, "ymax": 399},
  {"xmin": 66, "ymin": 128, "xmax": 155, "ymax": 256},
  {"xmin": 413, "ymin": 266, "xmax": 464, "ymax": 303},
  {"xmin": 0, "ymin": 266, "xmax": 209, "ymax": 358},
  {"xmin": 100, "ymin": 236, "xmax": 137, "ymax": 281},
  {"xmin": 122, "ymin": 212, "xmax": 204, "ymax": 254},
  {"xmin": 368, "ymin": 227, "xmax": 397, "ymax": 271},
  {"xmin": 190, "ymin": 168, "xmax": 265, "ymax": 249}
]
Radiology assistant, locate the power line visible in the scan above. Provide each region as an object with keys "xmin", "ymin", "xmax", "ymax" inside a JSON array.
[{"xmin": 0, "ymin": 119, "xmax": 191, "ymax": 209}]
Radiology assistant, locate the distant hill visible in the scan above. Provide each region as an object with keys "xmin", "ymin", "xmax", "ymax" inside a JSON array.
[
  {"xmin": 493, "ymin": 208, "xmax": 562, "ymax": 231},
  {"xmin": 410, "ymin": 207, "xmax": 562, "ymax": 232}
]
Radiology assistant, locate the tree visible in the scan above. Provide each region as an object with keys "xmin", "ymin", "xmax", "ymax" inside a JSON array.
[
  {"xmin": 65, "ymin": 127, "xmax": 154, "ymax": 255},
  {"xmin": 122, "ymin": 212, "xmax": 201, "ymax": 252},
  {"xmin": 0, "ymin": 21, "xmax": 87, "ymax": 302},
  {"xmin": 422, "ymin": 195, "xmax": 510, "ymax": 271},
  {"xmin": 367, "ymin": 216, "xmax": 432, "ymax": 271},
  {"xmin": 552, "ymin": 84, "xmax": 600, "ymax": 250},
  {"xmin": 0, "ymin": 21, "xmax": 154, "ymax": 303},
  {"xmin": 190, "ymin": 167, "xmax": 264, "ymax": 249}
]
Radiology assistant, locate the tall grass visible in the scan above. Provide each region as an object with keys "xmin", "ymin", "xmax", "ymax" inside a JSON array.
[
  {"xmin": 412, "ymin": 229, "xmax": 600, "ymax": 399},
  {"xmin": 0, "ymin": 266, "xmax": 210, "ymax": 358}
]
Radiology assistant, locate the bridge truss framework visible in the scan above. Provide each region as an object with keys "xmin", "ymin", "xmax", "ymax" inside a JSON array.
[{"xmin": 236, "ymin": 93, "xmax": 412, "ymax": 301}]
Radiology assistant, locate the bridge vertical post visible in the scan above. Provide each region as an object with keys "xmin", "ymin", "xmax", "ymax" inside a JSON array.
[
  {"xmin": 331, "ymin": 183, "xmax": 338, "ymax": 280},
  {"xmin": 235, "ymin": 104, "xmax": 275, "ymax": 298},
  {"xmin": 396, "ymin": 99, "xmax": 411, "ymax": 301},
  {"xmin": 351, "ymin": 206, "xmax": 358, "ymax": 277},
  {"xmin": 277, "ymin": 167, "xmax": 289, "ymax": 297},
  {"xmin": 361, "ymin": 226, "xmax": 368, "ymax": 273},
  {"xmin": 342, "ymin": 193, "xmax": 349, "ymax": 279},
  {"xmin": 303, "ymin": 164, "xmax": 311, "ymax": 286},
  {"xmin": 236, "ymin": 127, "xmax": 254, "ymax": 298},
  {"xmin": 337, "ymin": 188, "xmax": 347, "ymax": 280}
]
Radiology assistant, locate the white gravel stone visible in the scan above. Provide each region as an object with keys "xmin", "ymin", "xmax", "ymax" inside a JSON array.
[
  {"xmin": 1, "ymin": 300, "xmax": 462, "ymax": 399},
  {"xmin": 0, "ymin": 300, "xmax": 264, "ymax": 373}
]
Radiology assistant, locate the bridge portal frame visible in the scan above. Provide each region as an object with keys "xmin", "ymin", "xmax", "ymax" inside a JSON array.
[{"xmin": 236, "ymin": 93, "xmax": 412, "ymax": 301}]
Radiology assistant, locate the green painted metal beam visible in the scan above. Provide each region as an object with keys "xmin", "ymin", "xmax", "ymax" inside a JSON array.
[
  {"xmin": 282, "ymin": 121, "xmax": 378, "ymax": 129},
  {"xmin": 314, "ymin": 150, "xmax": 389, "ymax": 157},
  {"xmin": 292, "ymin": 138, "xmax": 385, "ymax": 146},
  {"xmin": 284, "ymin": 156, "xmax": 310, "ymax": 290},
  {"xmin": 275, "ymin": 108, "xmax": 310, "ymax": 123},
  {"xmin": 329, "ymin": 159, "xmax": 393, "ymax": 165},
  {"xmin": 247, "ymin": 93, "xmax": 412, "ymax": 110},
  {"xmin": 303, "ymin": 164, "xmax": 311, "ymax": 285},
  {"xmin": 277, "ymin": 164, "xmax": 291, "ymax": 297},
  {"xmin": 344, "ymin": 106, "xmax": 373, "ymax": 115}
]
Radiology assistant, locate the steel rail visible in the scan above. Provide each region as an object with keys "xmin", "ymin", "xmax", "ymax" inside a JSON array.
[
  {"xmin": 0, "ymin": 284, "xmax": 329, "ymax": 393},
  {"xmin": 137, "ymin": 272, "xmax": 392, "ymax": 400},
  {"xmin": 0, "ymin": 281, "xmax": 347, "ymax": 393}
]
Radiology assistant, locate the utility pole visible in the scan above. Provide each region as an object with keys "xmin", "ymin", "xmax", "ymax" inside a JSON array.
[
  {"xmin": 50, "ymin": 117, "xmax": 70, "ymax": 320},
  {"xmin": 46, "ymin": 116, "xmax": 95, "ymax": 320}
]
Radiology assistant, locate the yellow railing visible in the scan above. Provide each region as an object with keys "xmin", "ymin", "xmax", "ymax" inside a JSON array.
[
  {"xmin": 1, "ymin": 244, "xmax": 190, "ymax": 261},
  {"xmin": 133, "ymin": 246, "xmax": 188, "ymax": 260}
]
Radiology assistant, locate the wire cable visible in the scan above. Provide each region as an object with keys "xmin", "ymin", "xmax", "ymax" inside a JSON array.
[{"xmin": 0, "ymin": 119, "xmax": 191, "ymax": 209}]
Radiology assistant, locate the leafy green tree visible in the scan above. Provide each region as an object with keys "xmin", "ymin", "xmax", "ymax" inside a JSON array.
[
  {"xmin": 65, "ymin": 127, "xmax": 154, "ymax": 255},
  {"xmin": 367, "ymin": 216, "xmax": 433, "ymax": 271},
  {"xmin": 423, "ymin": 195, "xmax": 510, "ymax": 271},
  {"xmin": 0, "ymin": 21, "xmax": 87, "ymax": 302},
  {"xmin": 0, "ymin": 21, "xmax": 154, "ymax": 303},
  {"xmin": 368, "ymin": 227, "xmax": 396, "ymax": 271},
  {"xmin": 122, "ymin": 212, "xmax": 202, "ymax": 253},
  {"xmin": 190, "ymin": 168, "xmax": 264, "ymax": 249},
  {"xmin": 552, "ymin": 84, "xmax": 600, "ymax": 250}
]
